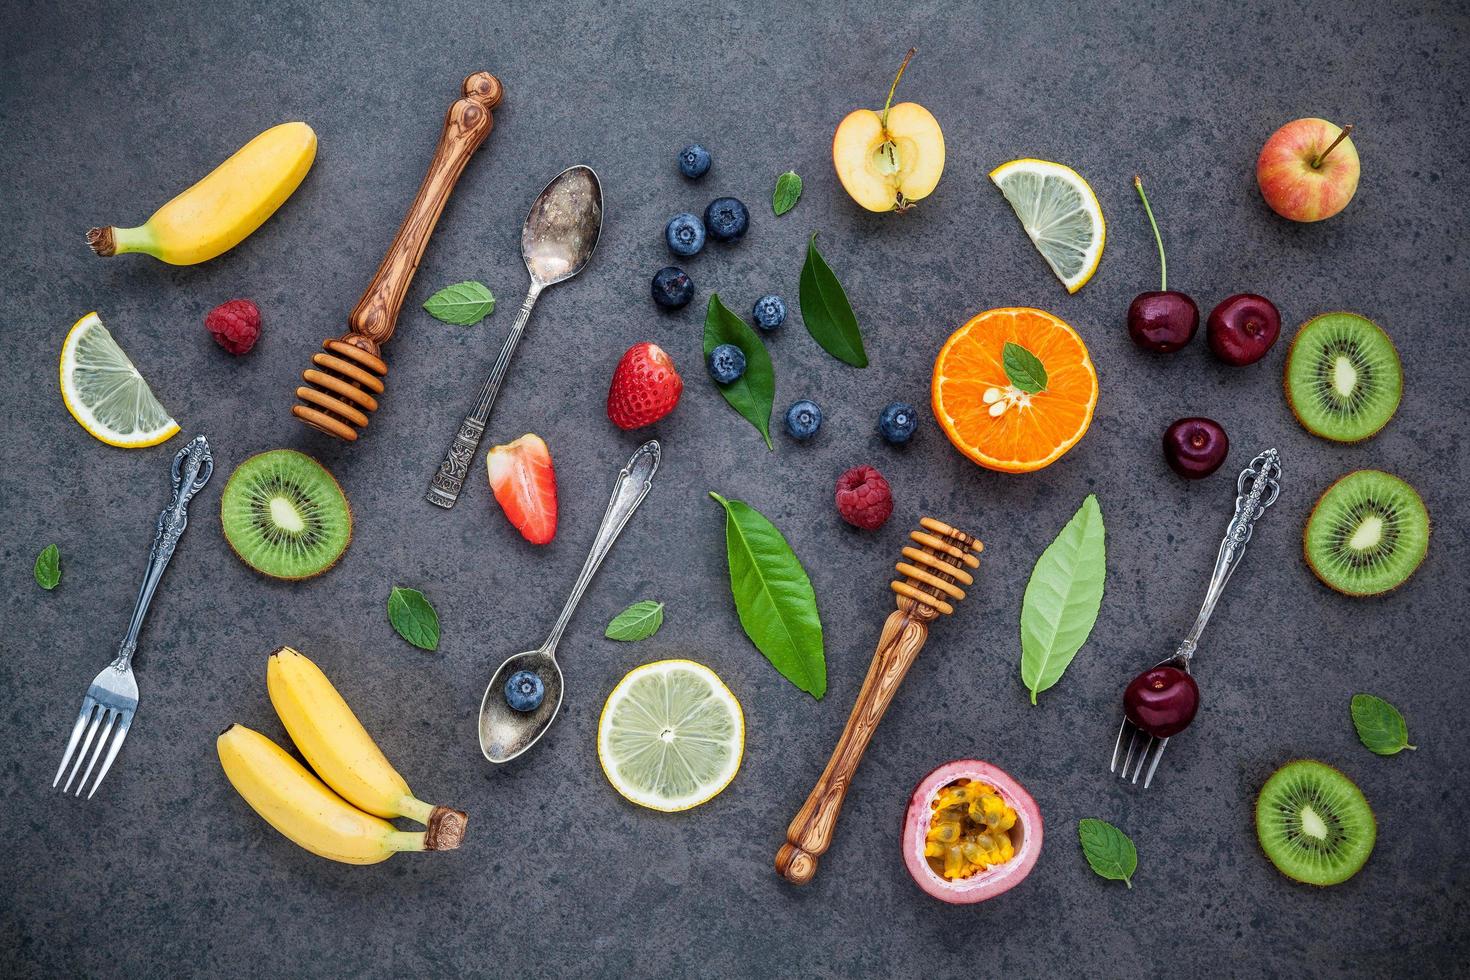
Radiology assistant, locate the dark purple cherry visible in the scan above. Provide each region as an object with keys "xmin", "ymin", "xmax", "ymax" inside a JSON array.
[
  {"xmin": 1124, "ymin": 666, "xmax": 1199, "ymax": 738},
  {"xmin": 1163, "ymin": 417, "xmax": 1229, "ymax": 479},
  {"xmin": 1207, "ymin": 293, "xmax": 1280, "ymax": 366},
  {"xmin": 1128, "ymin": 176, "xmax": 1198, "ymax": 353}
]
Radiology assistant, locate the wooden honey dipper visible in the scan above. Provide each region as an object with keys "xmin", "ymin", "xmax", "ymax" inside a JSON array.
[
  {"xmin": 292, "ymin": 72, "xmax": 504, "ymax": 441},
  {"xmin": 775, "ymin": 518, "xmax": 983, "ymax": 885}
]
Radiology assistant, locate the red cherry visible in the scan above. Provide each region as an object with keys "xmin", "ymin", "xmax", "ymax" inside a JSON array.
[{"xmin": 1124, "ymin": 666, "xmax": 1199, "ymax": 738}]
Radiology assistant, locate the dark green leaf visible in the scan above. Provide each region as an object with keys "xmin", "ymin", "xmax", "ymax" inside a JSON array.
[
  {"xmin": 1078, "ymin": 818, "xmax": 1137, "ymax": 888},
  {"xmin": 773, "ymin": 171, "xmax": 803, "ymax": 216},
  {"xmin": 1350, "ymin": 693, "xmax": 1416, "ymax": 755},
  {"xmin": 704, "ymin": 293, "xmax": 775, "ymax": 449},
  {"xmin": 423, "ymin": 281, "xmax": 496, "ymax": 325},
  {"xmin": 1003, "ymin": 341, "xmax": 1048, "ymax": 393},
  {"xmin": 605, "ymin": 600, "xmax": 665, "ymax": 642},
  {"xmin": 1020, "ymin": 495, "xmax": 1106, "ymax": 704},
  {"xmin": 709, "ymin": 492, "xmax": 825, "ymax": 698},
  {"xmin": 388, "ymin": 586, "xmax": 439, "ymax": 651},
  {"xmin": 798, "ymin": 234, "xmax": 868, "ymax": 367},
  {"xmin": 34, "ymin": 544, "xmax": 60, "ymax": 590}
]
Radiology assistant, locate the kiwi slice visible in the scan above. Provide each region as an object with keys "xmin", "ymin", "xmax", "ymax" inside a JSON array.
[
  {"xmin": 1285, "ymin": 312, "xmax": 1402, "ymax": 442},
  {"xmin": 1256, "ymin": 760, "xmax": 1375, "ymax": 886},
  {"xmin": 1304, "ymin": 470, "xmax": 1428, "ymax": 596},
  {"xmin": 220, "ymin": 450, "xmax": 352, "ymax": 580}
]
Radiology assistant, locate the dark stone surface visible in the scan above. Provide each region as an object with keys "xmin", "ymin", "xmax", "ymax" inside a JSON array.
[{"xmin": 3, "ymin": 1, "xmax": 1467, "ymax": 977}]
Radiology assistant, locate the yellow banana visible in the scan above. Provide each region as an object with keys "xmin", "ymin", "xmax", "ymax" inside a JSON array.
[
  {"xmin": 217, "ymin": 725, "xmax": 462, "ymax": 864},
  {"xmin": 88, "ymin": 121, "xmax": 316, "ymax": 265}
]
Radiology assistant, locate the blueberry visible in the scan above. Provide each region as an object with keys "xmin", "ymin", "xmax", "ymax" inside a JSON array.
[
  {"xmin": 679, "ymin": 143, "xmax": 712, "ymax": 179},
  {"xmin": 878, "ymin": 402, "xmax": 918, "ymax": 444},
  {"xmin": 704, "ymin": 197, "xmax": 749, "ymax": 242},
  {"xmin": 785, "ymin": 399, "xmax": 822, "ymax": 441},
  {"xmin": 651, "ymin": 267, "xmax": 694, "ymax": 309},
  {"xmin": 665, "ymin": 212, "xmax": 705, "ymax": 257},
  {"xmin": 504, "ymin": 670, "xmax": 545, "ymax": 712},
  {"xmin": 752, "ymin": 294, "xmax": 786, "ymax": 331},
  {"xmin": 707, "ymin": 343, "xmax": 746, "ymax": 383}
]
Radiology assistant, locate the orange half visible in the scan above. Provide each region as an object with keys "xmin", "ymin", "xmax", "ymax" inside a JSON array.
[{"xmin": 932, "ymin": 308, "xmax": 1098, "ymax": 473}]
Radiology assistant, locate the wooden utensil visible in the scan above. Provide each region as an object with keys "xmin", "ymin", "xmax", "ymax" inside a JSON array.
[
  {"xmin": 292, "ymin": 72, "xmax": 504, "ymax": 441},
  {"xmin": 775, "ymin": 518, "xmax": 983, "ymax": 885}
]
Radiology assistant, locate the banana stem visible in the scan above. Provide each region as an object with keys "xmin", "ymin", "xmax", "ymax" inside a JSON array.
[
  {"xmin": 880, "ymin": 48, "xmax": 917, "ymax": 128},
  {"xmin": 1134, "ymin": 175, "xmax": 1167, "ymax": 292},
  {"xmin": 89, "ymin": 224, "xmax": 154, "ymax": 258},
  {"xmin": 398, "ymin": 795, "xmax": 436, "ymax": 825}
]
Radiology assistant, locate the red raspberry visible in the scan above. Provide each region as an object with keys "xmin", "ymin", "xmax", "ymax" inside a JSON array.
[
  {"xmin": 205, "ymin": 299, "xmax": 261, "ymax": 355},
  {"xmin": 835, "ymin": 465, "xmax": 894, "ymax": 530},
  {"xmin": 607, "ymin": 342, "xmax": 683, "ymax": 429}
]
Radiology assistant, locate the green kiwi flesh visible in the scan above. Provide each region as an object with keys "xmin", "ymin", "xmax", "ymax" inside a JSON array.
[
  {"xmin": 1285, "ymin": 312, "xmax": 1402, "ymax": 443},
  {"xmin": 1304, "ymin": 470, "xmax": 1428, "ymax": 596},
  {"xmin": 220, "ymin": 450, "xmax": 352, "ymax": 580},
  {"xmin": 1256, "ymin": 760, "xmax": 1375, "ymax": 886}
]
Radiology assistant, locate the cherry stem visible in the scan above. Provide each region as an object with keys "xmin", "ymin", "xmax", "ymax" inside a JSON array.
[
  {"xmin": 1134, "ymin": 175, "xmax": 1167, "ymax": 292},
  {"xmin": 1311, "ymin": 123, "xmax": 1354, "ymax": 169},
  {"xmin": 881, "ymin": 47, "xmax": 917, "ymax": 128}
]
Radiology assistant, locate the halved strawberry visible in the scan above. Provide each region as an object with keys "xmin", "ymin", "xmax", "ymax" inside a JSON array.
[{"xmin": 487, "ymin": 434, "xmax": 558, "ymax": 544}]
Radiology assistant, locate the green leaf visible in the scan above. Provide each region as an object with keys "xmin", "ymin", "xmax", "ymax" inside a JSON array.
[
  {"xmin": 1020, "ymin": 495, "xmax": 1106, "ymax": 704},
  {"xmin": 34, "ymin": 544, "xmax": 60, "ymax": 590},
  {"xmin": 1078, "ymin": 818, "xmax": 1137, "ymax": 888},
  {"xmin": 387, "ymin": 586, "xmax": 440, "ymax": 651},
  {"xmin": 709, "ymin": 492, "xmax": 825, "ymax": 698},
  {"xmin": 1350, "ymin": 693, "xmax": 1416, "ymax": 755},
  {"xmin": 605, "ymin": 600, "xmax": 665, "ymax": 642},
  {"xmin": 798, "ymin": 234, "xmax": 868, "ymax": 367},
  {"xmin": 704, "ymin": 293, "xmax": 775, "ymax": 449},
  {"xmin": 773, "ymin": 171, "xmax": 803, "ymax": 216},
  {"xmin": 1003, "ymin": 341, "xmax": 1048, "ymax": 393},
  {"xmin": 422, "ymin": 281, "xmax": 496, "ymax": 325}
]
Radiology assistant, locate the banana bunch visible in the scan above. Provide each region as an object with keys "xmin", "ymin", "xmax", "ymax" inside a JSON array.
[{"xmin": 218, "ymin": 647, "xmax": 467, "ymax": 865}]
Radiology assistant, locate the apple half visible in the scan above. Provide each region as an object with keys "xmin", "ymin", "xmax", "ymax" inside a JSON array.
[{"xmin": 831, "ymin": 49, "xmax": 945, "ymax": 213}]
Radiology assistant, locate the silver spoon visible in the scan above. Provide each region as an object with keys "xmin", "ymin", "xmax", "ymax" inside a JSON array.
[
  {"xmin": 426, "ymin": 165, "xmax": 604, "ymax": 508},
  {"xmin": 479, "ymin": 440, "xmax": 661, "ymax": 763}
]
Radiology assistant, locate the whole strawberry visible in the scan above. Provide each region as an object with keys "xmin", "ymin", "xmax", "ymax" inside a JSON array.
[
  {"xmin": 835, "ymin": 465, "xmax": 894, "ymax": 530},
  {"xmin": 205, "ymin": 299, "xmax": 261, "ymax": 355},
  {"xmin": 607, "ymin": 342, "xmax": 682, "ymax": 429}
]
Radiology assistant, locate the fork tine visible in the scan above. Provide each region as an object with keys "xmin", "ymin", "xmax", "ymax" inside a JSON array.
[
  {"xmin": 1141, "ymin": 737, "xmax": 1170, "ymax": 789},
  {"xmin": 86, "ymin": 711, "xmax": 133, "ymax": 799},
  {"xmin": 1118, "ymin": 727, "xmax": 1140, "ymax": 780},
  {"xmin": 1109, "ymin": 718, "xmax": 1130, "ymax": 773},
  {"xmin": 53, "ymin": 696, "xmax": 98, "ymax": 787},
  {"xmin": 1130, "ymin": 735, "xmax": 1157, "ymax": 785},
  {"xmin": 75, "ymin": 709, "xmax": 119, "ymax": 797},
  {"xmin": 61, "ymin": 703, "xmax": 105, "ymax": 793}
]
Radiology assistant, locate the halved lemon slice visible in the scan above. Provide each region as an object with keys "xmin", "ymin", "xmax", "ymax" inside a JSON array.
[
  {"xmin": 990, "ymin": 159, "xmax": 1105, "ymax": 293},
  {"xmin": 60, "ymin": 312, "xmax": 179, "ymax": 447},
  {"xmin": 597, "ymin": 659, "xmax": 744, "ymax": 812}
]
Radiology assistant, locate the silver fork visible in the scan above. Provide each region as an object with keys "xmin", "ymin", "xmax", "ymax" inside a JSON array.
[
  {"xmin": 53, "ymin": 435, "xmax": 213, "ymax": 798},
  {"xmin": 1111, "ymin": 448, "xmax": 1282, "ymax": 788}
]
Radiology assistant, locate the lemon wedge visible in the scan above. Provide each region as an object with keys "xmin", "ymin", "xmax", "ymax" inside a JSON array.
[
  {"xmin": 597, "ymin": 660, "xmax": 744, "ymax": 812},
  {"xmin": 990, "ymin": 159, "xmax": 1105, "ymax": 293},
  {"xmin": 59, "ymin": 312, "xmax": 179, "ymax": 447}
]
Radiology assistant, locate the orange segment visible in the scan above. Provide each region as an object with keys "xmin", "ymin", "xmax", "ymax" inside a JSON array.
[{"xmin": 932, "ymin": 308, "xmax": 1098, "ymax": 473}]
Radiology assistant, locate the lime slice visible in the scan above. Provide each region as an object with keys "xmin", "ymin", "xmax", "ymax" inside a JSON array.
[
  {"xmin": 990, "ymin": 159, "xmax": 1106, "ymax": 293},
  {"xmin": 597, "ymin": 660, "xmax": 744, "ymax": 812},
  {"xmin": 59, "ymin": 312, "xmax": 179, "ymax": 447}
]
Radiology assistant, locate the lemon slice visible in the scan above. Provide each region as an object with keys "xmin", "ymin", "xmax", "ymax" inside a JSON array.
[
  {"xmin": 990, "ymin": 159, "xmax": 1106, "ymax": 293},
  {"xmin": 59, "ymin": 312, "xmax": 179, "ymax": 448},
  {"xmin": 597, "ymin": 660, "xmax": 744, "ymax": 812}
]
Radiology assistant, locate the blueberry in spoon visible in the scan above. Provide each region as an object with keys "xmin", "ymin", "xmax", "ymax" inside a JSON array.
[{"xmin": 1127, "ymin": 176, "xmax": 1198, "ymax": 353}]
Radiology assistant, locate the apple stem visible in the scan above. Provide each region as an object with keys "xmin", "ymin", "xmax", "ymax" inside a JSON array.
[
  {"xmin": 1311, "ymin": 123, "xmax": 1355, "ymax": 169},
  {"xmin": 881, "ymin": 47, "xmax": 917, "ymax": 128},
  {"xmin": 1134, "ymin": 175, "xmax": 1167, "ymax": 292}
]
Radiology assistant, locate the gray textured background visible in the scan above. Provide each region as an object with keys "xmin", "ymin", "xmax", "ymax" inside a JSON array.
[{"xmin": 3, "ymin": 1, "xmax": 1467, "ymax": 977}]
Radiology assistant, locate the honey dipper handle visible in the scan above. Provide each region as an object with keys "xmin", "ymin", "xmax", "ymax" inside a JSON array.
[
  {"xmin": 776, "ymin": 606, "xmax": 933, "ymax": 885},
  {"xmin": 348, "ymin": 72, "xmax": 504, "ymax": 345}
]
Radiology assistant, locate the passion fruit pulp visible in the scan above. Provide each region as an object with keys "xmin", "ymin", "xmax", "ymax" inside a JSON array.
[{"xmin": 902, "ymin": 760, "xmax": 1042, "ymax": 904}]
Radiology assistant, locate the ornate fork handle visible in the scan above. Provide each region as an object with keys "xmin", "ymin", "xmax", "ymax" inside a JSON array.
[{"xmin": 110, "ymin": 436, "xmax": 214, "ymax": 671}]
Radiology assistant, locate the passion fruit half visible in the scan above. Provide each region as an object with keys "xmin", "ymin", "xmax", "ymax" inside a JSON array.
[{"xmin": 901, "ymin": 760, "xmax": 1042, "ymax": 904}]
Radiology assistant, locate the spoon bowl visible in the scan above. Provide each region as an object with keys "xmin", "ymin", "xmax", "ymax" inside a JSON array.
[
  {"xmin": 522, "ymin": 165, "xmax": 603, "ymax": 286},
  {"xmin": 478, "ymin": 649, "xmax": 564, "ymax": 763}
]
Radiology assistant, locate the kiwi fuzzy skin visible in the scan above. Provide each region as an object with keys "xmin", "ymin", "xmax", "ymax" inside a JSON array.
[
  {"xmin": 1255, "ymin": 758, "xmax": 1377, "ymax": 887},
  {"xmin": 1302, "ymin": 469, "xmax": 1430, "ymax": 597},
  {"xmin": 220, "ymin": 450, "xmax": 353, "ymax": 581},
  {"xmin": 1283, "ymin": 311, "xmax": 1403, "ymax": 444}
]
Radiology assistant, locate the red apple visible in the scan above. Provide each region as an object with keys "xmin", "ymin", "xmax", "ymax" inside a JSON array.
[{"xmin": 1256, "ymin": 118, "xmax": 1359, "ymax": 222}]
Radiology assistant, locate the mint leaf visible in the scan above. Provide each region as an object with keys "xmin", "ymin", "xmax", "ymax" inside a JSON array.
[
  {"xmin": 34, "ymin": 544, "xmax": 60, "ymax": 590},
  {"xmin": 773, "ymin": 171, "xmax": 802, "ymax": 216},
  {"xmin": 1003, "ymin": 342, "xmax": 1048, "ymax": 393},
  {"xmin": 704, "ymin": 293, "xmax": 775, "ymax": 449},
  {"xmin": 1078, "ymin": 818, "xmax": 1137, "ymax": 887},
  {"xmin": 423, "ymin": 281, "xmax": 495, "ymax": 325},
  {"xmin": 605, "ymin": 600, "xmax": 665, "ymax": 642},
  {"xmin": 388, "ymin": 586, "xmax": 439, "ymax": 651},
  {"xmin": 1020, "ymin": 495, "xmax": 1106, "ymax": 704},
  {"xmin": 798, "ymin": 234, "xmax": 868, "ymax": 367},
  {"xmin": 1350, "ymin": 693, "xmax": 1416, "ymax": 755}
]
